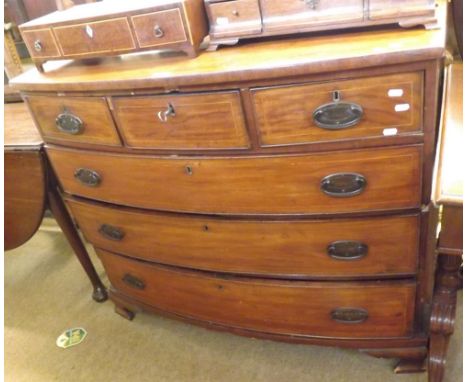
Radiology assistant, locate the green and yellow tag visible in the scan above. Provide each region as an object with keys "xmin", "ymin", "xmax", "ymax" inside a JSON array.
[{"xmin": 56, "ymin": 327, "xmax": 87, "ymax": 349}]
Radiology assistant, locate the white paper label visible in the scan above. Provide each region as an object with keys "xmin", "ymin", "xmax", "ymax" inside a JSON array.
[
  {"xmin": 388, "ymin": 89, "xmax": 404, "ymax": 97},
  {"xmin": 395, "ymin": 103, "xmax": 410, "ymax": 112},
  {"xmin": 216, "ymin": 17, "xmax": 229, "ymax": 26},
  {"xmin": 383, "ymin": 128, "xmax": 398, "ymax": 136}
]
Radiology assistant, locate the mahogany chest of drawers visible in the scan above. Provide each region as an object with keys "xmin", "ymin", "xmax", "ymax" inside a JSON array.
[{"xmin": 12, "ymin": 3, "xmax": 449, "ymax": 379}]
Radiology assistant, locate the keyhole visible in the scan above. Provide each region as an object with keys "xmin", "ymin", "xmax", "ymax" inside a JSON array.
[
  {"xmin": 185, "ymin": 165, "xmax": 193, "ymax": 175},
  {"xmin": 333, "ymin": 90, "xmax": 341, "ymax": 102}
]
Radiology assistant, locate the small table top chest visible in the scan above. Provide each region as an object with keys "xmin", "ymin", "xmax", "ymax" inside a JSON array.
[
  {"xmin": 19, "ymin": 0, "xmax": 208, "ymax": 72},
  {"xmin": 11, "ymin": 1, "xmax": 452, "ymax": 380},
  {"xmin": 205, "ymin": 0, "xmax": 437, "ymax": 50}
]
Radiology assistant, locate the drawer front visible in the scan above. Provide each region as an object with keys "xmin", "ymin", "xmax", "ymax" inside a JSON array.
[
  {"xmin": 260, "ymin": 0, "xmax": 363, "ymax": 31},
  {"xmin": 131, "ymin": 8, "xmax": 187, "ymax": 48},
  {"xmin": 53, "ymin": 17, "xmax": 135, "ymax": 57},
  {"xmin": 208, "ymin": 0, "xmax": 262, "ymax": 37},
  {"xmin": 99, "ymin": 249, "xmax": 416, "ymax": 338},
  {"xmin": 112, "ymin": 92, "xmax": 249, "ymax": 149},
  {"xmin": 25, "ymin": 96, "xmax": 121, "ymax": 146},
  {"xmin": 21, "ymin": 29, "xmax": 61, "ymax": 59},
  {"xmin": 48, "ymin": 146, "xmax": 422, "ymax": 215},
  {"xmin": 252, "ymin": 72, "xmax": 423, "ymax": 146},
  {"xmin": 369, "ymin": 0, "xmax": 435, "ymax": 20},
  {"xmin": 68, "ymin": 198, "xmax": 420, "ymax": 277}
]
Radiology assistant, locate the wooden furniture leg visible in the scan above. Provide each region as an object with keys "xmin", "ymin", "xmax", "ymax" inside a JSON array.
[
  {"xmin": 428, "ymin": 254, "xmax": 461, "ymax": 382},
  {"xmin": 46, "ymin": 162, "xmax": 108, "ymax": 302},
  {"xmin": 363, "ymin": 347, "xmax": 427, "ymax": 374}
]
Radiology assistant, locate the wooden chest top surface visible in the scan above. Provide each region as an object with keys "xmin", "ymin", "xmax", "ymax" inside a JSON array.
[{"xmin": 11, "ymin": 1, "xmax": 447, "ymax": 93}]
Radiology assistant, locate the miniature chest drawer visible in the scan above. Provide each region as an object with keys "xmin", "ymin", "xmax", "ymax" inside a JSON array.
[
  {"xmin": 369, "ymin": 0, "xmax": 436, "ymax": 20},
  {"xmin": 206, "ymin": 0, "xmax": 262, "ymax": 38},
  {"xmin": 48, "ymin": 145, "xmax": 422, "ymax": 215},
  {"xmin": 98, "ymin": 249, "xmax": 416, "ymax": 338},
  {"xmin": 67, "ymin": 198, "xmax": 420, "ymax": 278},
  {"xmin": 25, "ymin": 95, "xmax": 121, "ymax": 147},
  {"xmin": 111, "ymin": 91, "xmax": 249, "ymax": 149},
  {"xmin": 260, "ymin": 0, "xmax": 364, "ymax": 32},
  {"xmin": 252, "ymin": 72, "xmax": 423, "ymax": 147},
  {"xmin": 21, "ymin": 29, "xmax": 60, "ymax": 59},
  {"xmin": 130, "ymin": 8, "xmax": 187, "ymax": 48},
  {"xmin": 53, "ymin": 18, "xmax": 135, "ymax": 57}
]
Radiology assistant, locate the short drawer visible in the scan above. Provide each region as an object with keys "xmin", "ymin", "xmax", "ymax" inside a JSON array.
[
  {"xmin": 207, "ymin": 0, "xmax": 262, "ymax": 38},
  {"xmin": 99, "ymin": 249, "xmax": 416, "ymax": 338},
  {"xmin": 25, "ymin": 95, "xmax": 121, "ymax": 146},
  {"xmin": 260, "ymin": 0, "xmax": 363, "ymax": 32},
  {"xmin": 252, "ymin": 72, "xmax": 423, "ymax": 146},
  {"xmin": 369, "ymin": 0, "xmax": 435, "ymax": 20},
  {"xmin": 48, "ymin": 145, "xmax": 422, "ymax": 215},
  {"xmin": 131, "ymin": 8, "xmax": 187, "ymax": 48},
  {"xmin": 53, "ymin": 17, "xmax": 135, "ymax": 57},
  {"xmin": 21, "ymin": 29, "xmax": 60, "ymax": 59},
  {"xmin": 67, "ymin": 198, "xmax": 420, "ymax": 277},
  {"xmin": 111, "ymin": 91, "xmax": 249, "ymax": 149}
]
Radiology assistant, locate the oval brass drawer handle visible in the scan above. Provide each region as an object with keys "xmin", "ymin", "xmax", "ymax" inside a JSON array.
[
  {"xmin": 331, "ymin": 308, "xmax": 368, "ymax": 324},
  {"xmin": 98, "ymin": 224, "xmax": 125, "ymax": 241},
  {"xmin": 313, "ymin": 91, "xmax": 363, "ymax": 130},
  {"xmin": 56, "ymin": 111, "xmax": 84, "ymax": 135},
  {"xmin": 320, "ymin": 173, "xmax": 367, "ymax": 197},
  {"xmin": 74, "ymin": 168, "xmax": 101, "ymax": 187},
  {"xmin": 327, "ymin": 241, "xmax": 368, "ymax": 260},
  {"xmin": 122, "ymin": 274, "xmax": 146, "ymax": 290}
]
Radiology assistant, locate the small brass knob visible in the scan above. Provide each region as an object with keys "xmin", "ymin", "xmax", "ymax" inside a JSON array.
[
  {"xmin": 33, "ymin": 40, "xmax": 42, "ymax": 52},
  {"xmin": 232, "ymin": 10, "xmax": 239, "ymax": 16},
  {"xmin": 154, "ymin": 25, "xmax": 164, "ymax": 38}
]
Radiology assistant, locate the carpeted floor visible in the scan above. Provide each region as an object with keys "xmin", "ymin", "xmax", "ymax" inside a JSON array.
[{"xmin": 5, "ymin": 221, "xmax": 463, "ymax": 382}]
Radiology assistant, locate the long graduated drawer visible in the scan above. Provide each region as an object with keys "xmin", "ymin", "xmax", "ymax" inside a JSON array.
[
  {"xmin": 67, "ymin": 197, "xmax": 420, "ymax": 278},
  {"xmin": 48, "ymin": 145, "xmax": 422, "ymax": 215},
  {"xmin": 98, "ymin": 249, "xmax": 416, "ymax": 339}
]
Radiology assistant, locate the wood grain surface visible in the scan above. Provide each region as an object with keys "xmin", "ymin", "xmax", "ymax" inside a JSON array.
[
  {"xmin": 369, "ymin": 0, "xmax": 435, "ymax": 20},
  {"xmin": 25, "ymin": 95, "xmax": 122, "ymax": 146},
  {"xmin": 67, "ymin": 197, "xmax": 420, "ymax": 278},
  {"xmin": 21, "ymin": 28, "xmax": 61, "ymax": 59},
  {"xmin": 131, "ymin": 8, "xmax": 187, "ymax": 48},
  {"xmin": 98, "ymin": 249, "xmax": 416, "ymax": 338},
  {"xmin": 252, "ymin": 71, "xmax": 423, "ymax": 146},
  {"xmin": 4, "ymin": 151, "xmax": 46, "ymax": 250},
  {"xmin": 207, "ymin": 0, "xmax": 262, "ymax": 38},
  {"xmin": 111, "ymin": 91, "xmax": 249, "ymax": 149},
  {"xmin": 260, "ymin": 0, "xmax": 363, "ymax": 32},
  {"xmin": 48, "ymin": 145, "xmax": 422, "ymax": 215},
  {"xmin": 4, "ymin": 102, "xmax": 42, "ymax": 148},
  {"xmin": 53, "ymin": 17, "xmax": 135, "ymax": 57},
  {"xmin": 434, "ymin": 61, "xmax": 463, "ymax": 205}
]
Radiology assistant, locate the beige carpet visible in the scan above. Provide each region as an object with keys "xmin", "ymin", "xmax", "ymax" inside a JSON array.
[{"xmin": 5, "ymin": 221, "xmax": 463, "ymax": 382}]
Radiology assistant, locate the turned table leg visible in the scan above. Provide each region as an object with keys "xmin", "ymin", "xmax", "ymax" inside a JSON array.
[
  {"xmin": 46, "ymin": 163, "xmax": 108, "ymax": 302},
  {"xmin": 428, "ymin": 254, "xmax": 461, "ymax": 382}
]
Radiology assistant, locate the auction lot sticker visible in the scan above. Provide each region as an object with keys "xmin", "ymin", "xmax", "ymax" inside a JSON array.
[{"xmin": 56, "ymin": 327, "xmax": 87, "ymax": 349}]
